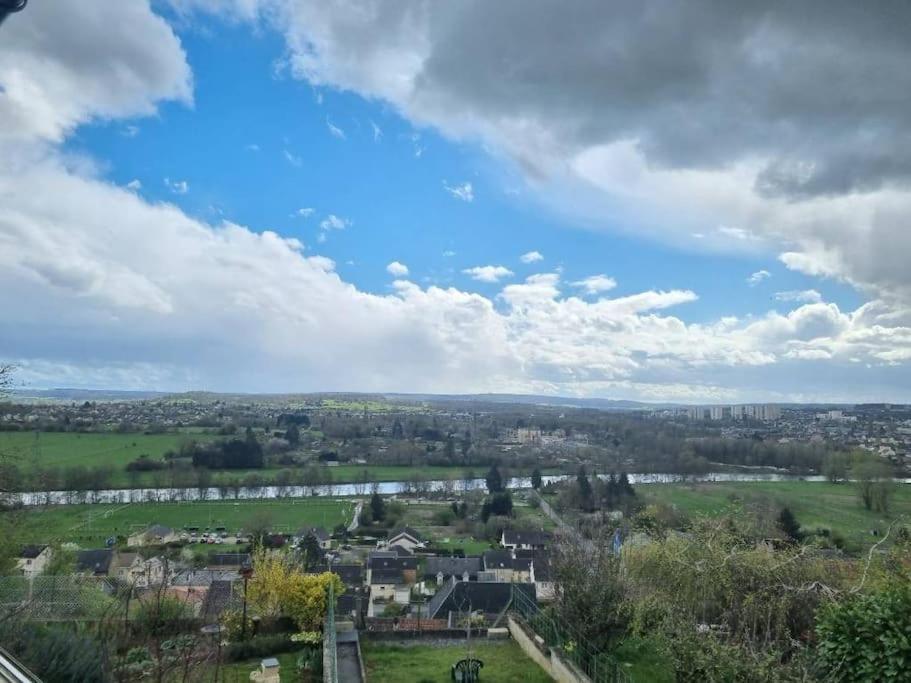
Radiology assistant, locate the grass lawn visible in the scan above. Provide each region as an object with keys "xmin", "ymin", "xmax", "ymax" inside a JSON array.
[
  {"xmin": 362, "ymin": 640, "xmax": 551, "ymax": 683},
  {"xmin": 6, "ymin": 498, "xmax": 353, "ymax": 547},
  {"xmin": 643, "ymin": 480, "xmax": 911, "ymax": 553}
]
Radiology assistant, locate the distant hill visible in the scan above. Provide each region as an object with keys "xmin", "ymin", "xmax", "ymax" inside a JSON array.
[
  {"xmin": 382, "ymin": 393, "xmax": 669, "ymax": 410},
  {"xmin": 10, "ymin": 388, "xmax": 170, "ymax": 402}
]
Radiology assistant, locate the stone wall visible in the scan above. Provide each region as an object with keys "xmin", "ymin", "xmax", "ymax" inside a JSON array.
[{"xmin": 506, "ymin": 615, "xmax": 593, "ymax": 683}]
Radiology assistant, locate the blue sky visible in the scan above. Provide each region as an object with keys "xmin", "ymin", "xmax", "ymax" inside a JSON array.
[
  {"xmin": 65, "ymin": 15, "xmax": 860, "ymax": 322},
  {"xmin": 0, "ymin": 1, "xmax": 908, "ymax": 402}
]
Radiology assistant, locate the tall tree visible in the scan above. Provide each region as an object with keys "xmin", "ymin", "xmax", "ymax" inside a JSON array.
[
  {"xmin": 370, "ymin": 492, "xmax": 386, "ymax": 523},
  {"xmin": 777, "ymin": 506, "xmax": 802, "ymax": 542},
  {"xmin": 531, "ymin": 468, "xmax": 543, "ymax": 490},
  {"xmin": 576, "ymin": 466, "xmax": 594, "ymax": 512},
  {"xmin": 486, "ymin": 464, "xmax": 504, "ymax": 493}
]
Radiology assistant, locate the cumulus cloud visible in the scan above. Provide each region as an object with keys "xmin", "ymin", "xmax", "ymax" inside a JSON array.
[
  {"xmin": 295, "ymin": 207, "xmax": 314, "ymax": 218},
  {"xmin": 571, "ymin": 274, "xmax": 617, "ymax": 295},
  {"xmin": 775, "ymin": 289, "xmax": 823, "ymax": 304},
  {"xmin": 386, "ymin": 261, "xmax": 409, "ymax": 276},
  {"xmin": 1, "ymin": 0, "xmax": 910, "ymax": 402},
  {"xmin": 192, "ymin": 0, "xmax": 911, "ymax": 305},
  {"xmin": 443, "ymin": 181, "xmax": 474, "ymax": 202},
  {"xmin": 462, "ymin": 265, "xmax": 514, "ymax": 283},
  {"xmin": 746, "ymin": 270, "xmax": 771, "ymax": 286},
  {"xmin": 126, "ymin": 179, "xmax": 142, "ymax": 191},
  {"xmin": 520, "ymin": 250, "xmax": 543, "ymax": 264},
  {"xmin": 319, "ymin": 214, "xmax": 349, "ymax": 232}
]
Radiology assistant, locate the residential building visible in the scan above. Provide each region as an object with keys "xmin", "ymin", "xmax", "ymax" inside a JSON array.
[{"xmin": 16, "ymin": 545, "xmax": 52, "ymax": 578}]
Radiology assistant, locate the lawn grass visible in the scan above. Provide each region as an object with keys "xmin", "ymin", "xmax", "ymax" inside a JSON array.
[
  {"xmin": 643, "ymin": 480, "xmax": 911, "ymax": 553},
  {"xmin": 7, "ymin": 498, "xmax": 353, "ymax": 547},
  {"xmin": 362, "ymin": 640, "xmax": 551, "ymax": 683}
]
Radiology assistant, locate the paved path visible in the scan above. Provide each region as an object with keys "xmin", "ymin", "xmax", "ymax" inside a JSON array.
[
  {"xmin": 337, "ymin": 641, "xmax": 363, "ymax": 682},
  {"xmin": 347, "ymin": 500, "xmax": 363, "ymax": 534}
]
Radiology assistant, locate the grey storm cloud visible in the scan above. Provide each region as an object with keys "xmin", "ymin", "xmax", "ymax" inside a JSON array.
[{"xmin": 412, "ymin": 0, "xmax": 911, "ymax": 197}]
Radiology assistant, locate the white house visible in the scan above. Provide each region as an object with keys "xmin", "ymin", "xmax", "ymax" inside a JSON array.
[
  {"xmin": 17, "ymin": 545, "xmax": 52, "ymax": 578},
  {"xmin": 386, "ymin": 526, "xmax": 425, "ymax": 552}
]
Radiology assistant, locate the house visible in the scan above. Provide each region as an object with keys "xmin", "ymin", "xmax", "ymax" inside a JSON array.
[
  {"xmin": 128, "ymin": 524, "xmax": 178, "ymax": 547},
  {"xmin": 201, "ymin": 580, "xmax": 236, "ymax": 622},
  {"xmin": 386, "ymin": 526, "xmax": 425, "ymax": 552},
  {"xmin": 367, "ymin": 567, "xmax": 411, "ymax": 617},
  {"xmin": 366, "ymin": 553, "xmax": 417, "ymax": 585},
  {"xmin": 296, "ymin": 526, "xmax": 331, "ymax": 550},
  {"xmin": 168, "ymin": 569, "xmax": 238, "ymax": 609},
  {"xmin": 529, "ymin": 551, "xmax": 555, "ymax": 601},
  {"xmin": 206, "ymin": 553, "xmax": 251, "ymax": 571},
  {"xmin": 427, "ymin": 580, "xmax": 536, "ymax": 622},
  {"xmin": 500, "ymin": 530, "xmax": 551, "ymax": 551},
  {"xmin": 330, "ymin": 563, "xmax": 364, "ymax": 588},
  {"xmin": 480, "ymin": 550, "xmax": 514, "ymax": 582},
  {"xmin": 421, "ymin": 557, "xmax": 482, "ymax": 594},
  {"xmin": 511, "ymin": 557, "xmax": 533, "ymax": 583},
  {"xmin": 75, "ymin": 549, "xmax": 114, "ymax": 576},
  {"xmin": 17, "ymin": 545, "xmax": 52, "ymax": 578},
  {"xmin": 113, "ymin": 554, "xmax": 170, "ymax": 588}
]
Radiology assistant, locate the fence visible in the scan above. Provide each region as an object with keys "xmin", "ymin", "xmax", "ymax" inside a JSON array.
[
  {"xmin": 323, "ymin": 580, "xmax": 338, "ymax": 683},
  {"xmin": 0, "ymin": 575, "xmax": 120, "ymax": 621},
  {"xmin": 509, "ymin": 584, "xmax": 629, "ymax": 683}
]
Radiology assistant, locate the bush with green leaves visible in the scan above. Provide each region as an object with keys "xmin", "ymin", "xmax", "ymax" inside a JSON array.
[
  {"xmin": 0, "ymin": 621, "xmax": 106, "ymax": 682},
  {"xmin": 816, "ymin": 585, "xmax": 911, "ymax": 681}
]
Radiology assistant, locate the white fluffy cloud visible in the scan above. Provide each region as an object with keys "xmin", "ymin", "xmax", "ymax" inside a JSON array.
[
  {"xmin": 746, "ymin": 270, "xmax": 771, "ymax": 287},
  {"xmin": 775, "ymin": 289, "xmax": 823, "ymax": 304},
  {"xmin": 386, "ymin": 261, "xmax": 409, "ymax": 277},
  {"xmin": 191, "ymin": 0, "xmax": 911, "ymax": 308},
  {"xmin": 462, "ymin": 265, "xmax": 514, "ymax": 283},
  {"xmin": 1, "ymin": 1, "xmax": 910, "ymax": 402},
  {"xmin": 520, "ymin": 251, "xmax": 544, "ymax": 264},
  {"xmin": 571, "ymin": 274, "xmax": 617, "ymax": 295}
]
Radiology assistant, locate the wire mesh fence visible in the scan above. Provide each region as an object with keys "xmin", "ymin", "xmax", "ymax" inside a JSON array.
[
  {"xmin": 0, "ymin": 575, "xmax": 122, "ymax": 621},
  {"xmin": 510, "ymin": 583, "xmax": 630, "ymax": 683}
]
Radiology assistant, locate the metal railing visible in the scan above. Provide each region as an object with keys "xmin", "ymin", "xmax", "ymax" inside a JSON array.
[
  {"xmin": 323, "ymin": 580, "xmax": 338, "ymax": 683},
  {"xmin": 509, "ymin": 584, "xmax": 629, "ymax": 683}
]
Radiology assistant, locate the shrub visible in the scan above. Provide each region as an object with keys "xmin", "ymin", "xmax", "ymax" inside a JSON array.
[{"xmin": 816, "ymin": 585, "xmax": 911, "ymax": 681}]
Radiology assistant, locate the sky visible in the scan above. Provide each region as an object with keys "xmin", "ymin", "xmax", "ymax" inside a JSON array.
[{"xmin": 0, "ymin": 1, "xmax": 910, "ymax": 403}]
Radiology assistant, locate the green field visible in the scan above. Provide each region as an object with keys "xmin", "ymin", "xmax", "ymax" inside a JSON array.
[
  {"xmin": 7, "ymin": 498, "xmax": 353, "ymax": 547},
  {"xmin": 362, "ymin": 640, "xmax": 551, "ymax": 683},
  {"xmin": 643, "ymin": 480, "xmax": 911, "ymax": 552},
  {"xmin": 0, "ymin": 431, "xmax": 213, "ymax": 473}
]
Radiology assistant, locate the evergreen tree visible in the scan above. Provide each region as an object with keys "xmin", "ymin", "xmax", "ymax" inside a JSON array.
[
  {"xmin": 777, "ymin": 506, "xmax": 802, "ymax": 542},
  {"xmin": 486, "ymin": 464, "xmax": 504, "ymax": 493},
  {"xmin": 531, "ymin": 468, "xmax": 543, "ymax": 490},
  {"xmin": 577, "ymin": 466, "xmax": 594, "ymax": 512},
  {"xmin": 370, "ymin": 492, "xmax": 386, "ymax": 523}
]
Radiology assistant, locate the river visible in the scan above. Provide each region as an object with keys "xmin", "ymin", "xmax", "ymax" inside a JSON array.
[{"xmin": 6, "ymin": 471, "xmax": 906, "ymax": 507}]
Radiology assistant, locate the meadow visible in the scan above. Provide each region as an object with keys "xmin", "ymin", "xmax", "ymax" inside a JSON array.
[
  {"xmin": 7, "ymin": 498, "xmax": 353, "ymax": 547},
  {"xmin": 643, "ymin": 480, "xmax": 911, "ymax": 553},
  {"xmin": 0, "ymin": 431, "xmax": 212, "ymax": 472}
]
